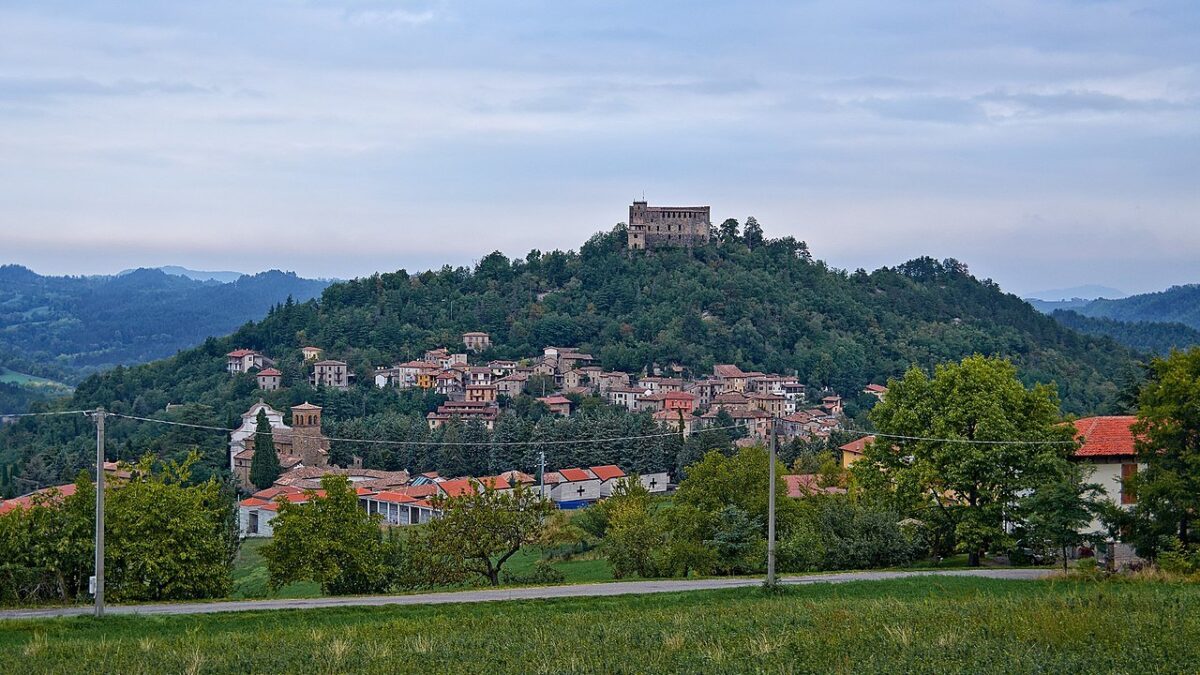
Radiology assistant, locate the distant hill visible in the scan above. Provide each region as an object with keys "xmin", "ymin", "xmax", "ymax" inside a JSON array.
[
  {"xmin": 1026, "ymin": 285, "xmax": 1126, "ymax": 302},
  {"xmin": 1050, "ymin": 310, "xmax": 1200, "ymax": 355},
  {"xmin": 117, "ymin": 266, "xmax": 247, "ymax": 284},
  {"xmin": 0, "ymin": 265, "xmax": 331, "ymax": 387},
  {"xmin": 1030, "ymin": 284, "xmax": 1200, "ymax": 331}
]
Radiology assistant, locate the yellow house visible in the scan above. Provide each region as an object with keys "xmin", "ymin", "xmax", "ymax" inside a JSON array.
[
  {"xmin": 416, "ymin": 370, "xmax": 437, "ymax": 390},
  {"xmin": 839, "ymin": 436, "xmax": 874, "ymax": 469}
]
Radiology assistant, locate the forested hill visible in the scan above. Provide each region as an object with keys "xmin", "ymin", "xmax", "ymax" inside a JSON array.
[
  {"xmin": 1050, "ymin": 310, "xmax": 1200, "ymax": 355},
  {"xmin": 1031, "ymin": 284, "xmax": 1200, "ymax": 330},
  {"xmin": 0, "ymin": 265, "xmax": 331, "ymax": 383},
  {"xmin": 66, "ymin": 226, "xmax": 1133, "ymax": 417}
]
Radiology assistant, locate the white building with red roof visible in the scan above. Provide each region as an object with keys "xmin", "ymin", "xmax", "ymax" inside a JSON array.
[
  {"xmin": 226, "ymin": 349, "xmax": 272, "ymax": 374},
  {"xmin": 1072, "ymin": 416, "xmax": 1144, "ymax": 532},
  {"xmin": 256, "ymin": 367, "xmax": 283, "ymax": 391}
]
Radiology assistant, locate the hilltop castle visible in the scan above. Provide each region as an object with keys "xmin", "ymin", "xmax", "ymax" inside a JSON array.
[{"xmin": 627, "ymin": 201, "xmax": 711, "ymax": 250}]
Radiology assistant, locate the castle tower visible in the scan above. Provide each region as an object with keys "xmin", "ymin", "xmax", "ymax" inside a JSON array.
[{"xmin": 627, "ymin": 200, "xmax": 710, "ymax": 250}]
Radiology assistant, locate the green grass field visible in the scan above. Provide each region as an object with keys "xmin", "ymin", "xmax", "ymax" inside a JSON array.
[{"xmin": 3, "ymin": 577, "xmax": 1198, "ymax": 673}]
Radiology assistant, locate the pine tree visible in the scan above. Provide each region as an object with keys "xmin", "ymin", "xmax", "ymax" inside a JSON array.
[{"xmin": 249, "ymin": 409, "xmax": 281, "ymax": 490}]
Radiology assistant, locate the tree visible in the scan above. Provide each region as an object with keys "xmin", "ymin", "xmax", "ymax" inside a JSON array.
[
  {"xmin": 420, "ymin": 481, "xmax": 555, "ymax": 586},
  {"xmin": 1129, "ymin": 348, "xmax": 1200, "ymax": 553},
  {"xmin": 104, "ymin": 453, "xmax": 238, "ymax": 602},
  {"xmin": 742, "ymin": 217, "xmax": 764, "ymax": 249},
  {"xmin": 249, "ymin": 409, "xmax": 281, "ymax": 490},
  {"xmin": 1021, "ymin": 464, "xmax": 1104, "ymax": 569},
  {"xmin": 706, "ymin": 505, "xmax": 764, "ymax": 574},
  {"xmin": 854, "ymin": 355, "xmax": 1075, "ymax": 566},
  {"xmin": 263, "ymin": 474, "xmax": 391, "ymax": 595},
  {"xmin": 718, "ymin": 218, "xmax": 740, "ymax": 244}
]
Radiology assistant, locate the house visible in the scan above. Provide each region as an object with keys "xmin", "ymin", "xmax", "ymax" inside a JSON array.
[
  {"xmin": 863, "ymin": 384, "xmax": 888, "ymax": 401},
  {"xmin": 495, "ymin": 371, "xmax": 529, "ymax": 398},
  {"xmin": 635, "ymin": 391, "xmax": 670, "ymax": 413},
  {"xmin": 652, "ymin": 409, "xmax": 699, "ymax": 437},
  {"xmin": 436, "ymin": 370, "xmax": 465, "ymax": 399},
  {"xmin": 591, "ymin": 465, "xmax": 627, "ymax": 497},
  {"xmin": 687, "ymin": 378, "xmax": 722, "ymax": 409},
  {"xmin": 710, "ymin": 390, "xmax": 751, "ymax": 414},
  {"xmin": 1072, "ymin": 416, "xmax": 1143, "ymax": 533},
  {"xmin": 311, "ymin": 360, "xmax": 350, "ymax": 390},
  {"xmin": 301, "ymin": 346, "xmax": 323, "ymax": 361},
  {"xmin": 606, "ymin": 387, "xmax": 643, "ymax": 411},
  {"xmin": 426, "ymin": 401, "xmax": 499, "ymax": 430},
  {"xmin": 462, "ymin": 331, "xmax": 492, "ymax": 352},
  {"xmin": 227, "ymin": 349, "xmax": 272, "ymax": 374},
  {"xmin": 820, "ymin": 395, "xmax": 843, "ymax": 415},
  {"xmin": 749, "ymin": 392, "xmax": 787, "ymax": 417},
  {"xmin": 639, "ymin": 377, "xmax": 684, "ymax": 393},
  {"xmin": 239, "ymin": 487, "xmax": 318, "ymax": 537},
  {"xmin": 272, "ymin": 466, "xmax": 411, "ymax": 492},
  {"xmin": 596, "ymin": 371, "xmax": 631, "ymax": 394},
  {"xmin": 713, "ymin": 364, "xmax": 750, "ymax": 392},
  {"xmin": 839, "ymin": 436, "xmax": 874, "ymax": 468},
  {"xmin": 545, "ymin": 468, "xmax": 602, "ymax": 507},
  {"xmin": 0, "ymin": 482, "xmax": 79, "ymax": 516},
  {"xmin": 466, "ymin": 383, "xmax": 498, "ymax": 404},
  {"xmin": 538, "ymin": 395, "xmax": 572, "ymax": 416},
  {"xmin": 256, "ymin": 367, "xmax": 282, "ymax": 391}
]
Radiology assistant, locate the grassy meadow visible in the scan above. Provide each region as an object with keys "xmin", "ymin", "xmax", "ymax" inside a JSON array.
[{"xmin": 3, "ymin": 576, "xmax": 1199, "ymax": 673}]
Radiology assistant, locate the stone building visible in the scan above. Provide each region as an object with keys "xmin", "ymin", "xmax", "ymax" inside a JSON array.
[
  {"xmin": 230, "ymin": 401, "xmax": 330, "ymax": 489},
  {"xmin": 627, "ymin": 201, "xmax": 711, "ymax": 250},
  {"xmin": 256, "ymin": 367, "xmax": 282, "ymax": 391},
  {"xmin": 462, "ymin": 331, "xmax": 491, "ymax": 352}
]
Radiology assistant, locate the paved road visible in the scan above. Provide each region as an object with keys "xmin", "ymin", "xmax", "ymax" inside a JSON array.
[{"xmin": 0, "ymin": 568, "xmax": 1052, "ymax": 621}]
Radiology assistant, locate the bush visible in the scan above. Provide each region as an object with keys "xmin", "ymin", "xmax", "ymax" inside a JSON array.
[{"xmin": 500, "ymin": 560, "xmax": 566, "ymax": 585}]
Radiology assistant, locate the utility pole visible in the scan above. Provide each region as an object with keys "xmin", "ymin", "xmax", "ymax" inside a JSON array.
[
  {"xmin": 93, "ymin": 407, "xmax": 106, "ymax": 618},
  {"xmin": 537, "ymin": 450, "xmax": 549, "ymax": 502},
  {"xmin": 766, "ymin": 414, "xmax": 777, "ymax": 587}
]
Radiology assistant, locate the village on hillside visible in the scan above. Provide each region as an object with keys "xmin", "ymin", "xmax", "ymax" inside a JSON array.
[{"xmin": 222, "ymin": 330, "xmax": 869, "ymax": 538}]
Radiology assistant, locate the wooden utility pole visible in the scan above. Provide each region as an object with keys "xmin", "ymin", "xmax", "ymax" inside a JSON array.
[{"xmin": 93, "ymin": 407, "xmax": 106, "ymax": 618}]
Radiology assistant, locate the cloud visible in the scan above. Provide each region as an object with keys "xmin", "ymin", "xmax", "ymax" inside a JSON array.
[
  {"xmin": 0, "ymin": 76, "xmax": 209, "ymax": 101},
  {"xmin": 978, "ymin": 88, "xmax": 1189, "ymax": 115},
  {"xmin": 854, "ymin": 95, "xmax": 986, "ymax": 124}
]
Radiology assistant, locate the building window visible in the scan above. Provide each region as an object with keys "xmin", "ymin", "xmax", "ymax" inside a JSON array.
[{"xmin": 1121, "ymin": 463, "xmax": 1138, "ymax": 505}]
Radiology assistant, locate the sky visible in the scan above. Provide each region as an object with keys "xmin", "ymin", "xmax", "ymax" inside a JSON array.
[{"xmin": 0, "ymin": 1, "xmax": 1197, "ymax": 297}]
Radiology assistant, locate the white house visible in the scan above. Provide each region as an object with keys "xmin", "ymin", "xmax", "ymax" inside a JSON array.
[
  {"xmin": 360, "ymin": 492, "xmax": 439, "ymax": 526},
  {"xmin": 590, "ymin": 465, "xmax": 627, "ymax": 497},
  {"xmin": 1072, "ymin": 416, "xmax": 1144, "ymax": 534}
]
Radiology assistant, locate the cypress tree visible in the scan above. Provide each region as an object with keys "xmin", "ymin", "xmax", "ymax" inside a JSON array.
[{"xmin": 249, "ymin": 409, "xmax": 281, "ymax": 490}]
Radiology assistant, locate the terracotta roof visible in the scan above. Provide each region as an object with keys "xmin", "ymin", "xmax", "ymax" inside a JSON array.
[
  {"xmin": 652, "ymin": 409, "xmax": 698, "ymax": 421},
  {"xmin": 864, "ymin": 384, "xmax": 888, "ymax": 393},
  {"xmin": 313, "ymin": 359, "xmax": 347, "ymax": 367},
  {"xmin": 663, "ymin": 391, "xmax": 696, "ymax": 400},
  {"xmin": 714, "ymin": 364, "xmax": 747, "ymax": 378},
  {"xmin": 542, "ymin": 471, "xmax": 564, "ymax": 484},
  {"xmin": 291, "ymin": 402, "xmax": 322, "ymax": 411},
  {"xmin": 839, "ymin": 436, "xmax": 874, "ymax": 455},
  {"xmin": 252, "ymin": 486, "xmax": 303, "ymax": 500},
  {"xmin": 257, "ymin": 368, "xmax": 282, "ymax": 377},
  {"xmin": 438, "ymin": 479, "xmax": 479, "ymax": 498},
  {"xmin": 590, "ymin": 465, "xmax": 625, "ymax": 481},
  {"xmin": 539, "ymin": 395, "xmax": 572, "ymax": 405},
  {"xmin": 785, "ymin": 474, "xmax": 846, "ymax": 498},
  {"xmin": 239, "ymin": 497, "xmax": 269, "ymax": 507},
  {"xmin": 558, "ymin": 467, "xmax": 594, "ymax": 482},
  {"xmin": 0, "ymin": 483, "xmax": 78, "ymax": 515},
  {"xmin": 497, "ymin": 470, "xmax": 535, "ymax": 484},
  {"xmin": 1073, "ymin": 416, "xmax": 1139, "ymax": 458},
  {"xmin": 227, "ymin": 349, "xmax": 257, "ymax": 357},
  {"xmin": 463, "ymin": 331, "xmax": 489, "ymax": 337}
]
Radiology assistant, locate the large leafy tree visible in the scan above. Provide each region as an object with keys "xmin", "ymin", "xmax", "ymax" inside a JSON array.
[
  {"xmin": 854, "ymin": 355, "xmax": 1075, "ymax": 566},
  {"xmin": 418, "ymin": 481, "xmax": 554, "ymax": 586},
  {"xmin": 1129, "ymin": 348, "xmax": 1200, "ymax": 551},
  {"xmin": 249, "ymin": 409, "xmax": 281, "ymax": 490},
  {"xmin": 263, "ymin": 474, "xmax": 392, "ymax": 595}
]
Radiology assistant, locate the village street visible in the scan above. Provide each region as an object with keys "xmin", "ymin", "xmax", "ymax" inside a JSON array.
[{"xmin": 0, "ymin": 568, "xmax": 1052, "ymax": 620}]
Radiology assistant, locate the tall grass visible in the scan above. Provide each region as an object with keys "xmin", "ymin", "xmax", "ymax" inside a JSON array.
[{"xmin": 2, "ymin": 577, "xmax": 1199, "ymax": 672}]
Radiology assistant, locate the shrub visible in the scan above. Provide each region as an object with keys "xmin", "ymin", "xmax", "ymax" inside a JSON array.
[{"xmin": 500, "ymin": 560, "xmax": 566, "ymax": 585}]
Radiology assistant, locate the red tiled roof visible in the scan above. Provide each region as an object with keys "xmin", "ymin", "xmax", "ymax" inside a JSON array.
[
  {"xmin": 438, "ymin": 479, "xmax": 479, "ymax": 498},
  {"xmin": 0, "ymin": 483, "xmax": 78, "ymax": 515},
  {"xmin": 714, "ymin": 364, "xmax": 747, "ymax": 378},
  {"xmin": 227, "ymin": 349, "xmax": 257, "ymax": 357},
  {"xmin": 590, "ymin": 465, "xmax": 625, "ymax": 481},
  {"xmin": 663, "ymin": 391, "xmax": 696, "ymax": 400},
  {"xmin": 239, "ymin": 497, "xmax": 269, "ymax": 507},
  {"xmin": 369, "ymin": 491, "xmax": 418, "ymax": 504},
  {"xmin": 1073, "ymin": 416, "xmax": 1139, "ymax": 458},
  {"xmin": 257, "ymin": 368, "xmax": 282, "ymax": 377},
  {"xmin": 864, "ymin": 384, "xmax": 888, "ymax": 393},
  {"xmin": 558, "ymin": 467, "xmax": 594, "ymax": 482},
  {"xmin": 784, "ymin": 474, "xmax": 845, "ymax": 498},
  {"xmin": 539, "ymin": 395, "xmax": 572, "ymax": 405},
  {"xmin": 839, "ymin": 436, "xmax": 874, "ymax": 455}
]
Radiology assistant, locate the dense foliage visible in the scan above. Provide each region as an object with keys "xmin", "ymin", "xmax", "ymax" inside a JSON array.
[
  {"xmin": 0, "ymin": 452, "xmax": 238, "ymax": 606},
  {"xmin": 853, "ymin": 356, "xmax": 1079, "ymax": 565},
  {"xmin": 0, "ymin": 264, "xmax": 329, "ymax": 383},
  {"xmin": 263, "ymin": 475, "xmax": 399, "ymax": 595},
  {"xmin": 1051, "ymin": 309, "xmax": 1200, "ymax": 354},
  {"xmin": 1, "ymin": 225, "xmax": 1136, "ymax": 493}
]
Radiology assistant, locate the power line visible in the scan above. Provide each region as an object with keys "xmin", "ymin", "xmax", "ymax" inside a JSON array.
[
  {"xmin": 107, "ymin": 412, "xmax": 743, "ymax": 447},
  {"xmin": 838, "ymin": 427, "xmax": 1077, "ymax": 446},
  {"xmin": 0, "ymin": 410, "xmax": 93, "ymax": 418}
]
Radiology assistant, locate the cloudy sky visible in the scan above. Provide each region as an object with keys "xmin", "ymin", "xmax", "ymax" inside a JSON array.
[{"xmin": 1, "ymin": 1, "xmax": 1197, "ymax": 296}]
